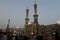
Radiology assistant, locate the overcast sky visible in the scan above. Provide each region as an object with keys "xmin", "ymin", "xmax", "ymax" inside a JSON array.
[{"xmin": 0, "ymin": 0, "xmax": 60, "ymax": 29}]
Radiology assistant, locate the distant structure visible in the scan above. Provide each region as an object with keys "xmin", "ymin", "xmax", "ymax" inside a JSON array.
[
  {"xmin": 6, "ymin": 18, "xmax": 10, "ymax": 32},
  {"xmin": 6, "ymin": 19, "xmax": 24, "ymax": 34}
]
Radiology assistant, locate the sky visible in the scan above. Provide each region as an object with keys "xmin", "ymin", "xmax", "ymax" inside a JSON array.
[{"xmin": 0, "ymin": 0, "xmax": 60, "ymax": 29}]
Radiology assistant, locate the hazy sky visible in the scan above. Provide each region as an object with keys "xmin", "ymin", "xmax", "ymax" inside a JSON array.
[{"xmin": 0, "ymin": 0, "xmax": 60, "ymax": 28}]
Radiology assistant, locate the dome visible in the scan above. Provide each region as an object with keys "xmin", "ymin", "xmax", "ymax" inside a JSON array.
[{"xmin": 57, "ymin": 21, "xmax": 60, "ymax": 25}]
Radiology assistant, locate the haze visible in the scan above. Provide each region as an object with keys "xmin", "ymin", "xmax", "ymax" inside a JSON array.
[{"xmin": 0, "ymin": 0, "xmax": 60, "ymax": 28}]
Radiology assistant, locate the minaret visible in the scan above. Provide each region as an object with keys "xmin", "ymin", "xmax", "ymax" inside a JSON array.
[
  {"xmin": 33, "ymin": 0, "xmax": 38, "ymax": 23},
  {"xmin": 33, "ymin": 0, "xmax": 39, "ymax": 35},
  {"xmin": 6, "ymin": 18, "xmax": 10, "ymax": 32},
  {"xmin": 25, "ymin": 7, "xmax": 29, "ymax": 24}
]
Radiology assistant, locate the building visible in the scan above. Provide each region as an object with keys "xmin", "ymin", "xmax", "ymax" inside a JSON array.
[
  {"xmin": 1, "ymin": 0, "xmax": 60, "ymax": 38},
  {"xmin": 24, "ymin": 1, "xmax": 60, "ymax": 36},
  {"xmin": 24, "ymin": 1, "xmax": 42, "ymax": 35}
]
